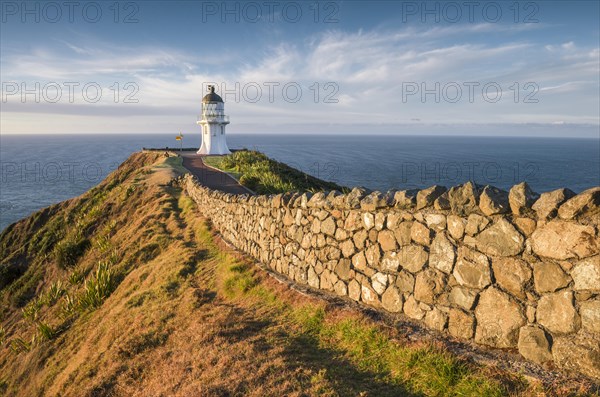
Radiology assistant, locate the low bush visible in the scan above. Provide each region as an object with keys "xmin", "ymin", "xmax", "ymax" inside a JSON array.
[{"xmin": 54, "ymin": 238, "xmax": 91, "ymax": 269}]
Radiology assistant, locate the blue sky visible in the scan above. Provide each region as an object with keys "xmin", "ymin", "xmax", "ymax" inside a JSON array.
[{"xmin": 1, "ymin": 0, "xmax": 599, "ymax": 136}]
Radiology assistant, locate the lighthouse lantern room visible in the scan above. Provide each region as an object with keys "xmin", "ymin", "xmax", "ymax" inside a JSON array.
[{"xmin": 197, "ymin": 85, "xmax": 231, "ymax": 155}]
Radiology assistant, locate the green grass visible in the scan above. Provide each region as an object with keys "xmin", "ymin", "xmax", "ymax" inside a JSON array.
[
  {"xmin": 204, "ymin": 150, "xmax": 346, "ymax": 194},
  {"xmin": 78, "ymin": 261, "xmax": 115, "ymax": 311},
  {"xmin": 215, "ymin": 243, "xmax": 512, "ymax": 397},
  {"xmin": 54, "ymin": 238, "xmax": 91, "ymax": 269}
]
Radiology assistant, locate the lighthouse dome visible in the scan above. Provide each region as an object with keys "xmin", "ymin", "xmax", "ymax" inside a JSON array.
[{"xmin": 202, "ymin": 85, "xmax": 224, "ymax": 103}]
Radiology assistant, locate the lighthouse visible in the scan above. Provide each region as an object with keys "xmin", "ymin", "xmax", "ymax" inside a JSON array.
[{"xmin": 197, "ymin": 85, "xmax": 231, "ymax": 155}]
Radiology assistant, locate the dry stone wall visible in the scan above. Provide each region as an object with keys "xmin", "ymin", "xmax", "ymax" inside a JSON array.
[{"xmin": 181, "ymin": 174, "xmax": 600, "ymax": 380}]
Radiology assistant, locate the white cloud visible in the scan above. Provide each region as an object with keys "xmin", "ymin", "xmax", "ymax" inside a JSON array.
[{"xmin": 1, "ymin": 24, "xmax": 598, "ymax": 134}]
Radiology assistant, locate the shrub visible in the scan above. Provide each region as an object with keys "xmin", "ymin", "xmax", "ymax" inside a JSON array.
[
  {"xmin": 0, "ymin": 263, "xmax": 23, "ymax": 290},
  {"xmin": 54, "ymin": 238, "xmax": 90, "ymax": 269},
  {"xmin": 36, "ymin": 321, "xmax": 56, "ymax": 341},
  {"xmin": 78, "ymin": 262, "xmax": 114, "ymax": 311},
  {"xmin": 43, "ymin": 281, "xmax": 65, "ymax": 305}
]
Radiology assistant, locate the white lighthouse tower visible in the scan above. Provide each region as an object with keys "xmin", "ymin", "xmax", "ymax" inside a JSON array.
[{"xmin": 197, "ymin": 85, "xmax": 231, "ymax": 155}]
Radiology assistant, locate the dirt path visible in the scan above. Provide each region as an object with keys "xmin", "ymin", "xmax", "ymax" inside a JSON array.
[{"xmin": 180, "ymin": 152, "xmax": 250, "ymax": 195}]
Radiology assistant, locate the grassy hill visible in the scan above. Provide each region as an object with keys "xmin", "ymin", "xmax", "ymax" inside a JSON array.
[{"xmin": 0, "ymin": 152, "xmax": 594, "ymax": 396}]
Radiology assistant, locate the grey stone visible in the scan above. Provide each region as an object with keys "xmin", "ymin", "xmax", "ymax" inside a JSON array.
[
  {"xmin": 394, "ymin": 189, "xmax": 418, "ymax": 209},
  {"xmin": 365, "ymin": 244, "xmax": 382, "ymax": 268},
  {"xmin": 340, "ymin": 239, "xmax": 356, "ymax": 258},
  {"xmin": 381, "ymin": 251, "xmax": 401, "ymax": 273},
  {"xmin": 532, "ymin": 188, "xmax": 576, "ymax": 219},
  {"xmin": 448, "ymin": 309, "xmax": 475, "ymax": 339},
  {"xmin": 381, "ymin": 286, "xmax": 403, "ymax": 313},
  {"xmin": 449, "ymin": 286, "xmax": 478, "ymax": 310},
  {"xmin": 416, "ymin": 185, "xmax": 447, "ymax": 210},
  {"xmin": 394, "ymin": 221, "xmax": 413, "ymax": 246},
  {"xmin": 401, "ymin": 245, "xmax": 429, "ymax": 273},
  {"xmin": 410, "ymin": 222, "xmax": 432, "ymax": 246},
  {"xmin": 396, "ymin": 271, "xmax": 415, "ymax": 293},
  {"xmin": 580, "ymin": 299, "xmax": 600, "ymax": 334},
  {"xmin": 348, "ymin": 279, "xmax": 361, "ymax": 301},
  {"xmin": 509, "ymin": 182, "xmax": 539, "ymax": 215},
  {"xmin": 429, "ymin": 232, "xmax": 456, "ymax": 274},
  {"xmin": 334, "ymin": 280, "xmax": 348, "ymax": 296},
  {"xmin": 371, "ymin": 272, "xmax": 388, "ymax": 295},
  {"xmin": 532, "ymin": 261, "xmax": 571, "ymax": 293},
  {"xmin": 447, "ymin": 215, "xmax": 466, "ymax": 240},
  {"xmin": 475, "ymin": 287, "xmax": 526, "ymax": 348},
  {"xmin": 492, "ymin": 257, "xmax": 532, "ymax": 300},
  {"xmin": 334, "ymin": 259, "xmax": 352, "ymax": 281},
  {"xmin": 425, "ymin": 213, "xmax": 446, "ymax": 231},
  {"xmin": 361, "ymin": 283, "xmax": 380, "ymax": 306},
  {"xmin": 377, "ymin": 230, "xmax": 398, "ymax": 251},
  {"xmin": 558, "ymin": 187, "xmax": 600, "ymax": 220},
  {"xmin": 513, "ymin": 217, "xmax": 536, "ymax": 237},
  {"xmin": 465, "ymin": 214, "xmax": 489, "ymax": 236},
  {"xmin": 404, "ymin": 295, "xmax": 426, "ymax": 320},
  {"xmin": 473, "ymin": 218, "xmax": 524, "ymax": 257},
  {"xmin": 518, "ymin": 326, "xmax": 553, "ymax": 364},
  {"xmin": 479, "ymin": 185, "xmax": 509, "ymax": 216},
  {"xmin": 537, "ymin": 290, "xmax": 579, "ymax": 334},
  {"xmin": 531, "ymin": 221, "xmax": 597, "ymax": 260},
  {"xmin": 448, "ymin": 182, "xmax": 481, "ymax": 216},
  {"xmin": 363, "ymin": 212, "xmax": 375, "ymax": 230},
  {"xmin": 321, "ymin": 216, "xmax": 336, "ymax": 236},
  {"xmin": 353, "ymin": 229, "xmax": 368, "ymax": 250},
  {"xmin": 453, "ymin": 246, "xmax": 492, "ymax": 289},
  {"xmin": 414, "ymin": 269, "xmax": 446, "ymax": 305},
  {"xmin": 424, "ymin": 307, "xmax": 448, "ymax": 331},
  {"xmin": 571, "ymin": 256, "xmax": 600, "ymax": 292}
]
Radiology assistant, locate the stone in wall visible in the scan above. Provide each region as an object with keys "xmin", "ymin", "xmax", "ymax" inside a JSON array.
[
  {"xmin": 447, "ymin": 215, "xmax": 466, "ymax": 240},
  {"xmin": 453, "ymin": 246, "xmax": 492, "ymax": 289},
  {"xmin": 479, "ymin": 185, "xmax": 509, "ymax": 216},
  {"xmin": 448, "ymin": 182, "xmax": 481, "ymax": 216},
  {"xmin": 475, "ymin": 287, "xmax": 526, "ymax": 348},
  {"xmin": 410, "ymin": 222, "xmax": 432, "ymax": 246},
  {"xmin": 424, "ymin": 307, "xmax": 448, "ymax": 331},
  {"xmin": 532, "ymin": 261, "xmax": 571, "ymax": 293},
  {"xmin": 491, "ymin": 257, "xmax": 531, "ymax": 300},
  {"xmin": 414, "ymin": 269, "xmax": 446, "ymax": 305},
  {"xmin": 518, "ymin": 326, "xmax": 553, "ymax": 364},
  {"xmin": 531, "ymin": 221, "xmax": 597, "ymax": 260},
  {"xmin": 400, "ymin": 245, "xmax": 429, "ymax": 273},
  {"xmin": 404, "ymin": 295, "xmax": 426, "ymax": 320},
  {"xmin": 558, "ymin": 187, "xmax": 600, "ymax": 220},
  {"xmin": 537, "ymin": 290, "xmax": 579, "ymax": 334},
  {"xmin": 571, "ymin": 256, "xmax": 600, "ymax": 292},
  {"xmin": 509, "ymin": 182, "xmax": 538, "ymax": 216},
  {"xmin": 429, "ymin": 232, "xmax": 456, "ymax": 274},
  {"xmin": 470, "ymin": 218, "xmax": 524, "ymax": 257},
  {"xmin": 449, "ymin": 286, "xmax": 478, "ymax": 311},
  {"xmin": 394, "ymin": 189, "xmax": 418, "ymax": 209},
  {"xmin": 532, "ymin": 188, "xmax": 576, "ymax": 219},
  {"xmin": 381, "ymin": 286, "xmax": 403, "ymax": 313},
  {"xmin": 580, "ymin": 299, "xmax": 600, "ymax": 333},
  {"xmin": 448, "ymin": 308, "xmax": 475, "ymax": 339},
  {"xmin": 416, "ymin": 185, "xmax": 446, "ymax": 210}
]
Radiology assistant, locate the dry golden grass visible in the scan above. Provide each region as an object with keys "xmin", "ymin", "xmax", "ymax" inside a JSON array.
[{"xmin": 0, "ymin": 153, "xmax": 597, "ymax": 397}]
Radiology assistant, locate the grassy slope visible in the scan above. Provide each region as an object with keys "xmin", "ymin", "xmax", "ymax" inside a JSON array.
[
  {"xmin": 0, "ymin": 153, "xmax": 593, "ymax": 396},
  {"xmin": 203, "ymin": 150, "xmax": 347, "ymax": 194}
]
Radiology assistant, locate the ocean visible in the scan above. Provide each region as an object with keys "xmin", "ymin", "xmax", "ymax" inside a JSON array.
[{"xmin": 1, "ymin": 134, "xmax": 599, "ymax": 231}]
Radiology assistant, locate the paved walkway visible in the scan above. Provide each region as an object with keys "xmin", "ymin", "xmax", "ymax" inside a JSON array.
[{"xmin": 180, "ymin": 151, "xmax": 251, "ymax": 195}]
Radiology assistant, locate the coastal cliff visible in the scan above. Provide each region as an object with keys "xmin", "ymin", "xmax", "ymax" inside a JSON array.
[{"xmin": 0, "ymin": 152, "xmax": 598, "ymax": 396}]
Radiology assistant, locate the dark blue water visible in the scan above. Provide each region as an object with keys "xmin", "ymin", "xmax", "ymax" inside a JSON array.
[{"xmin": 1, "ymin": 134, "xmax": 599, "ymax": 231}]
